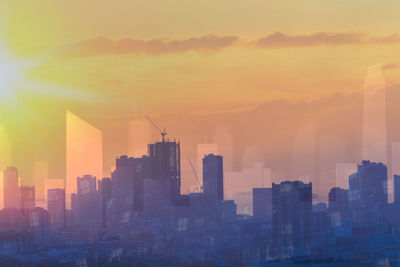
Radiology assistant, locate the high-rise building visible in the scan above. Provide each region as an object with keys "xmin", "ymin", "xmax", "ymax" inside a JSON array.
[
  {"xmin": 348, "ymin": 160, "xmax": 387, "ymax": 225},
  {"xmin": 20, "ymin": 186, "xmax": 35, "ymax": 211},
  {"xmin": 253, "ymin": 188, "xmax": 272, "ymax": 218},
  {"xmin": 66, "ymin": 111, "xmax": 103, "ymax": 209},
  {"xmin": 272, "ymin": 181, "xmax": 312, "ymax": 259},
  {"xmin": 98, "ymin": 178, "xmax": 111, "ymax": 227},
  {"xmin": 47, "ymin": 188, "xmax": 65, "ymax": 228},
  {"xmin": 76, "ymin": 175, "xmax": 99, "ymax": 226},
  {"xmin": 328, "ymin": 187, "xmax": 349, "ymax": 227},
  {"xmin": 111, "ymin": 155, "xmax": 155, "ymax": 224},
  {"xmin": 197, "ymin": 143, "xmax": 218, "ymax": 187},
  {"xmin": 4, "ymin": 167, "xmax": 19, "ymax": 209},
  {"xmin": 203, "ymin": 154, "xmax": 223, "ymax": 202},
  {"xmin": 148, "ymin": 140, "xmax": 181, "ymax": 203}
]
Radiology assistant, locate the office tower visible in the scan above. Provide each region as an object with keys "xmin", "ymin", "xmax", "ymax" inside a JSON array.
[
  {"xmin": 33, "ymin": 160, "xmax": 48, "ymax": 208},
  {"xmin": 20, "ymin": 186, "xmax": 35, "ymax": 211},
  {"xmin": 272, "ymin": 181, "xmax": 312, "ymax": 259},
  {"xmin": 4, "ymin": 167, "xmax": 19, "ymax": 209},
  {"xmin": 66, "ymin": 111, "xmax": 103, "ymax": 209},
  {"xmin": 203, "ymin": 154, "xmax": 223, "ymax": 202},
  {"xmin": 348, "ymin": 160, "xmax": 387, "ymax": 225},
  {"xmin": 348, "ymin": 160, "xmax": 387, "ymax": 206},
  {"xmin": 111, "ymin": 155, "xmax": 155, "ymax": 224},
  {"xmin": 128, "ymin": 119, "xmax": 151, "ymax": 158},
  {"xmin": 253, "ymin": 188, "xmax": 272, "ymax": 218},
  {"xmin": 148, "ymin": 140, "xmax": 181, "ymax": 203},
  {"xmin": 76, "ymin": 175, "xmax": 99, "ymax": 226},
  {"xmin": 362, "ymin": 65, "xmax": 387, "ymax": 164},
  {"xmin": 98, "ymin": 178, "xmax": 111, "ymax": 227},
  {"xmin": 328, "ymin": 187, "xmax": 349, "ymax": 227},
  {"xmin": 27, "ymin": 207, "xmax": 51, "ymax": 245},
  {"xmin": 197, "ymin": 143, "xmax": 218, "ymax": 187},
  {"xmin": 47, "ymin": 188, "xmax": 65, "ymax": 227}
]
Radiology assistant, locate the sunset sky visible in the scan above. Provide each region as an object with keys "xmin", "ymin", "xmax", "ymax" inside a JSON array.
[
  {"xmin": 1, "ymin": 0, "xmax": 400, "ymax": 199},
  {"xmin": 1, "ymin": 0, "xmax": 400, "ymax": 111}
]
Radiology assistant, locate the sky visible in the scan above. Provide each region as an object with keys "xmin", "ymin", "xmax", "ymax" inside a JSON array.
[{"xmin": 1, "ymin": 0, "xmax": 400, "ymax": 199}]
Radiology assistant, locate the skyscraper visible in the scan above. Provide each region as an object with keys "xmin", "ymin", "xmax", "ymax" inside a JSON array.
[
  {"xmin": 20, "ymin": 186, "xmax": 35, "ymax": 211},
  {"xmin": 76, "ymin": 175, "xmax": 99, "ymax": 226},
  {"xmin": 203, "ymin": 154, "xmax": 223, "ymax": 202},
  {"xmin": 148, "ymin": 140, "xmax": 181, "ymax": 203},
  {"xmin": 348, "ymin": 160, "xmax": 387, "ymax": 225},
  {"xmin": 47, "ymin": 188, "xmax": 65, "ymax": 228},
  {"xmin": 4, "ymin": 167, "xmax": 19, "ymax": 209},
  {"xmin": 66, "ymin": 111, "xmax": 103, "ymax": 209},
  {"xmin": 272, "ymin": 181, "xmax": 312, "ymax": 259}
]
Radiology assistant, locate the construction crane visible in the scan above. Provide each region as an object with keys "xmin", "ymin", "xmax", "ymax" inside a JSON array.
[
  {"xmin": 187, "ymin": 157, "xmax": 203, "ymax": 193},
  {"xmin": 144, "ymin": 115, "xmax": 167, "ymax": 142}
]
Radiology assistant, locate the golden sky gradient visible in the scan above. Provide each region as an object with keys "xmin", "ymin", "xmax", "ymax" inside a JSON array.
[
  {"xmin": 1, "ymin": 0, "xmax": 400, "ymax": 113},
  {"xmin": 1, "ymin": 0, "xmax": 400, "ymax": 196}
]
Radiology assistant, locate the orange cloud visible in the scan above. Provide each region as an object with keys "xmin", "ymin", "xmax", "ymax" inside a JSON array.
[
  {"xmin": 252, "ymin": 31, "xmax": 364, "ymax": 48},
  {"xmin": 54, "ymin": 35, "xmax": 238, "ymax": 59},
  {"xmin": 252, "ymin": 31, "xmax": 400, "ymax": 48},
  {"xmin": 381, "ymin": 63, "xmax": 400, "ymax": 71}
]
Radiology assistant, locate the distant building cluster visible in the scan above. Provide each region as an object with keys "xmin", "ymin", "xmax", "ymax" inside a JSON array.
[{"xmin": 2, "ymin": 129, "xmax": 400, "ymax": 266}]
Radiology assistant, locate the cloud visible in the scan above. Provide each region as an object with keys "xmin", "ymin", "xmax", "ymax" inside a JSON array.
[
  {"xmin": 381, "ymin": 63, "xmax": 400, "ymax": 71},
  {"xmin": 54, "ymin": 35, "xmax": 238, "ymax": 59},
  {"xmin": 252, "ymin": 31, "xmax": 400, "ymax": 48}
]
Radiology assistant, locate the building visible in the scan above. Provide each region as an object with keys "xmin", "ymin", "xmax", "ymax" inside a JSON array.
[
  {"xmin": 98, "ymin": 178, "xmax": 111, "ymax": 227},
  {"xmin": 111, "ymin": 155, "xmax": 156, "ymax": 225},
  {"xmin": 328, "ymin": 187, "xmax": 349, "ymax": 227},
  {"xmin": 3, "ymin": 167, "xmax": 19, "ymax": 209},
  {"xmin": 203, "ymin": 154, "xmax": 223, "ymax": 202},
  {"xmin": 272, "ymin": 181, "xmax": 312, "ymax": 259},
  {"xmin": 20, "ymin": 186, "xmax": 35, "ymax": 211},
  {"xmin": 47, "ymin": 188, "xmax": 65, "ymax": 228},
  {"xmin": 75, "ymin": 175, "xmax": 99, "ymax": 227},
  {"xmin": 252, "ymin": 188, "xmax": 272, "ymax": 217},
  {"xmin": 394, "ymin": 174, "xmax": 400, "ymax": 206},
  {"xmin": 348, "ymin": 160, "xmax": 387, "ymax": 225},
  {"xmin": 148, "ymin": 140, "xmax": 181, "ymax": 203}
]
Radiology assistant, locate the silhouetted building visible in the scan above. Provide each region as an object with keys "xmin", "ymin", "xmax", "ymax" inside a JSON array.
[
  {"xmin": 98, "ymin": 178, "xmax": 111, "ymax": 227},
  {"xmin": 203, "ymin": 154, "xmax": 223, "ymax": 202},
  {"xmin": 111, "ymin": 155, "xmax": 155, "ymax": 225},
  {"xmin": 76, "ymin": 175, "xmax": 99, "ymax": 227},
  {"xmin": 4, "ymin": 167, "xmax": 19, "ymax": 209},
  {"xmin": 27, "ymin": 207, "xmax": 51, "ymax": 245},
  {"xmin": 348, "ymin": 160, "xmax": 387, "ymax": 225},
  {"xmin": 272, "ymin": 181, "xmax": 312, "ymax": 259},
  {"xmin": 148, "ymin": 140, "xmax": 181, "ymax": 203},
  {"xmin": 328, "ymin": 187, "xmax": 349, "ymax": 227},
  {"xmin": 47, "ymin": 189, "xmax": 65, "ymax": 228},
  {"xmin": 20, "ymin": 186, "xmax": 35, "ymax": 211},
  {"xmin": 253, "ymin": 188, "xmax": 272, "ymax": 217}
]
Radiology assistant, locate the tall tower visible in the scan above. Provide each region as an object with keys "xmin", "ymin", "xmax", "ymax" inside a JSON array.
[
  {"xmin": 4, "ymin": 166, "xmax": 19, "ymax": 209},
  {"xmin": 203, "ymin": 154, "xmax": 224, "ymax": 202},
  {"xmin": 148, "ymin": 140, "xmax": 181, "ymax": 202}
]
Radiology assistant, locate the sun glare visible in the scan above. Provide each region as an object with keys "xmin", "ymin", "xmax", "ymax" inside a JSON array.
[{"xmin": 0, "ymin": 45, "xmax": 27, "ymax": 99}]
